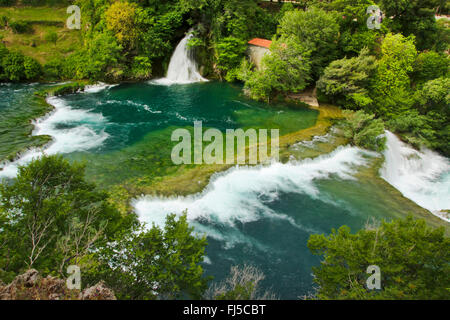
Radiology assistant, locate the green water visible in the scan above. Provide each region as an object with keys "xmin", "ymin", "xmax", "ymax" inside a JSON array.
[
  {"xmin": 63, "ymin": 82, "xmax": 318, "ymax": 186},
  {"xmin": 0, "ymin": 82, "xmax": 440, "ymax": 299}
]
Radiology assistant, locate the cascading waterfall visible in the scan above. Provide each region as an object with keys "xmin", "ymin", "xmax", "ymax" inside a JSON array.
[
  {"xmin": 153, "ymin": 30, "xmax": 208, "ymax": 85},
  {"xmin": 380, "ymin": 131, "xmax": 450, "ymax": 221}
]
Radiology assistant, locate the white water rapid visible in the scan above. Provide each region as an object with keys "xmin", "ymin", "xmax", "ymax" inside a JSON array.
[{"xmin": 381, "ymin": 131, "xmax": 450, "ymax": 222}]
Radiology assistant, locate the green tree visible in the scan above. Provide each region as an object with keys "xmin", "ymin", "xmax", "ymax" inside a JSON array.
[
  {"xmin": 370, "ymin": 33, "xmax": 417, "ymax": 117},
  {"xmin": 308, "ymin": 217, "xmax": 450, "ymax": 299},
  {"xmin": 85, "ymin": 213, "xmax": 209, "ymax": 300},
  {"xmin": 341, "ymin": 110, "xmax": 386, "ymax": 151},
  {"xmin": 277, "ymin": 7, "xmax": 340, "ymax": 79},
  {"xmin": 318, "ymin": 0, "xmax": 382, "ymax": 55},
  {"xmin": 0, "ymin": 156, "xmax": 132, "ymax": 282},
  {"xmin": 215, "ymin": 36, "xmax": 247, "ymax": 75},
  {"xmin": 105, "ymin": 0, "xmax": 140, "ymax": 50},
  {"xmin": 23, "ymin": 56, "xmax": 41, "ymax": 80},
  {"xmin": 1, "ymin": 52, "xmax": 25, "ymax": 82},
  {"xmin": 317, "ymin": 47, "xmax": 377, "ymax": 109},
  {"xmin": 378, "ymin": 0, "xmax": 439, "ymax": 50},
  {"xmin": 412, "ymin": 51, "xmax": 449, "ymax": 87},
  {"xmin": 244, "ymin": 37, "xmax": 311, "ymax": 102},
  {"xmin": 130, "ymin": 55, "xmax": 152, "ymax": 80}
]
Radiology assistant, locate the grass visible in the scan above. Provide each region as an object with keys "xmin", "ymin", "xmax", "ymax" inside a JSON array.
[{"xmin": 0, "ymin": 6, "xmax": 82, "ymax": 65}]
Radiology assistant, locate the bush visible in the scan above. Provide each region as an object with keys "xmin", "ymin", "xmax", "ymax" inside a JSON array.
[
  {"xmin": 308, "ymin": 216, "xmax": 450, "ymax": 299},
  {"xmin": 1, "ymin": 52, "xmax": 25, "ymax": 81},
  {"xmin": 23, "ymin": 56, "xmax": 42, "ymax": 80},
  {"xmin": 412, "ymin": 51, "xmax": 449, "ymax": 86},
  {"xmin": 43, "ymin": 59, "xmax": 64, "ymax": 80},
  {"xmin": 244, "ymin": 37, "xmax": 312, "ymax": 102},
  {"xmin": 342, "ymin": 110, "xmax": 386, "ymax": 151},
  {"xmin": 215, "ymin": 37, "xmax": 247, "ymax": 75},
  {"xmin": 9, "ymin": 20, "xmax": 32, "ymax": 34},
  {"xmin": 317, "ymin": 48, "xmax": 377, "ymax": 110},
  {"xmin": 130, "ymin": 56, "xmax": 152, "ymax": 80}
]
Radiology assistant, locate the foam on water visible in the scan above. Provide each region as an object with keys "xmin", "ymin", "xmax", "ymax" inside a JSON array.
[
  {"xmin": 134, "ymin": 146, "xmax": 374, "ymax": 238},
  {"xmin": 0, "ymin": 96, "xmax": 108, "ymax": 179},
  {"xmin": 84, "ymin": 82, "xmax": 118, "ymax": 93},
  {"xmin": 381, "ymin": 131, "xmax": 450, "ymax": 221}
]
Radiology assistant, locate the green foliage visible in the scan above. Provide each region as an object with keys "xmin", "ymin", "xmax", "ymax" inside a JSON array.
[
  {"xmin": 342, "ymin": 110, "xmax": 386, "ymax": 151},
  {"xmin": 370, "ymin": 33, "xmax": 417, "ymax": 117},
  {"xmin": 435, "ymin": 18, "xmax": 450, "ymax": 52},
  {"xmin": 68, "ymin": 32, "xmax": 123, "ymax": 81},
  {"xmin": 378, "ymin": 0, "xmax": 439, "ymax": 50},
  {"xmin": 0, "ymin": 155, "xmax": 133, "ymax": 281},
  {"xmin": 317, "ymin": 47, "xmax": 377, "ymax": 109},
  {"xmin": 105, "ymin": 1, "xmax": 140, "ymax": 50},
  {"xmin": 130, "ymin": 55, "xmax": 152, "ymax": 80},
  {"xmin": 0, "ymin": 0, "xmax": 15, "ymax": 6},
  {"xmin": 415, "ymin": 77, "xmax": 450, "ymax": 115},
  {"xmin": 85, "ymin": 212, "xmax": 209, "ymax": 300},
  {"xmin": 1, "ymin": 51, "xmax": 25, "ymax": 81},
  {"xmin": 387, "ymin": 110, "xmax": 437, "ymax": 150},
  {"xmin": 318, "ymin": 0, "xmax": 383, "ymax": 55},
  {"xmin": 277, "ymin": 7, "xmax": 340, "ymax": 79},
  {"xmin": 23, "ymin": 55, "xmax": 41, "ymax": 80},
  {"xmin": 308, "ymin": 217, "xmax": 450, "ymax": 299},
  {"xmin": 244, "ymin": 38, "xmax": 311, "ymax": 102},
  {"xmin": 215, "ymin": 36, "xmax": 247, "ymax": 74},
  {"xmin": 224, "ymin": 57, "xmax": 253, "ymax": 83},
  {"xmin": 412, "ymin": 51, "xmax": 449, "ymax": 87}
]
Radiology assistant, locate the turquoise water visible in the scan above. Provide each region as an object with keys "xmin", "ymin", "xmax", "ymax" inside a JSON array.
[{"xmin": 0, "ymin": 82, "xmax": 440, "ymax": 299}]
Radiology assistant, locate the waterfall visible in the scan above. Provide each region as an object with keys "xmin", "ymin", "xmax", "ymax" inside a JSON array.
[
  {"xmin": 380, "ymin": 131, "xmax": 450, "ymax": 221},
  {"xmin": 153, "ymin": 30, "xmax": 208, "ymax": 85}
]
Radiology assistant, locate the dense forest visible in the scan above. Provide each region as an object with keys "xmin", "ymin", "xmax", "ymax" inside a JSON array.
[{"xmin": 0, "ymin": 0, "xmax": 449, "ymax": 300}]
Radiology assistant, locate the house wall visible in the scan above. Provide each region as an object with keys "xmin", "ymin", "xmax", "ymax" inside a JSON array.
[{"xmin": 247, "ymin": 45, "xmax": 270, "ymax": 70}]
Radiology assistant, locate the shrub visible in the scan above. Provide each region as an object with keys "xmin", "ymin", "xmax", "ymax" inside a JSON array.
[
  {"xmin": 342, "ymin": 110, "xmax": 386, "ymax": 151},
  {"xmin": 308, "ymin": 217, "xmax": 450, "ymax": 299},
  {"xmin": 412, "ymin": 51, "xmax": 449, "ymax": 86},
  {"xmin": 130, "ymin": 56, "xmax": 152, "ymax": 80},
  {"xmin": 43, "ymin": 58, "xmax": 64, "ymax": 80},
  {"xmin": 23, "ymin": 56, "xmax": 42, "ymax": 80},
  {"xmin": 1, "ymin": 52, "xmax": 25, "ymax": 81},
  {"xmin": 9, "ymin": 20, "xmax": 32, "ymax": 34}
]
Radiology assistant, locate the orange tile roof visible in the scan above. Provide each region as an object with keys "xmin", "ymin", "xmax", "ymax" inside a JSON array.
[{"xmin": 248, "ymin": 38, "xmax": 272, "ymax": 48}]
